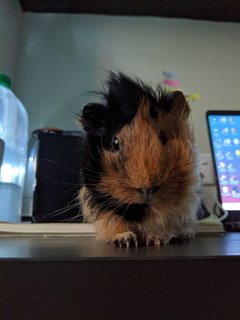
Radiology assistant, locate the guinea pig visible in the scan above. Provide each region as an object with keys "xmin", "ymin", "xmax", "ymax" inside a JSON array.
[{"xmin": 78, "ymin": 72, "xmax": 201, "ymax": 247}]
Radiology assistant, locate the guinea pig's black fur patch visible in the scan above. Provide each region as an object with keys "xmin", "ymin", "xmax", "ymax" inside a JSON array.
[
  {"xmin": 81, "ymin": 72, "xmax": 158, "ymax": 138},
  {"xmin": 80, "ymin": 72, "xmax": 187, "ymax": 140},
  {"xmin": 79, "ymin": 74, "xmax": 156, "ymax": 202},
  {"xmin": 88, "ymin": 187, "xmax": 148, "ymax": 222}
]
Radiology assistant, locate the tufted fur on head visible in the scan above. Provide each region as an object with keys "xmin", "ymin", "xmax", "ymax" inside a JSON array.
[{"xmin": 78, "ymin": 72, "xmax": 201, "ymax": 247}]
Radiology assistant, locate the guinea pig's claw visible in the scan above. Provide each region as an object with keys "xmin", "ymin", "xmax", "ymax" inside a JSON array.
[
  {"xmin": 146, "ymin": 235, "xmax": 168, "ymax": 246},
  {"xmin": 113, "ymin": 231, "xmax": 138, "ymax": 248}
]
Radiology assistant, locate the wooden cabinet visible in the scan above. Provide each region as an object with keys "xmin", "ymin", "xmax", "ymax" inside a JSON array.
[{"xmin": 1, "ymin": 233, "xmax": 240, "ymax": 319}]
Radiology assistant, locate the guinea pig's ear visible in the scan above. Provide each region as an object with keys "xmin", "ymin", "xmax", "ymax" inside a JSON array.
[
  {"xmin": 79, "ymin": 103, "xmax": 106, "ymax": 135},
  {"xmin": 166, "ymin": 91, "xmax": 190, "ymax": 120}
]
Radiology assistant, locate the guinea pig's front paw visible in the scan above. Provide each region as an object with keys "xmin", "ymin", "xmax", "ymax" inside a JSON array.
[{"xmin": 113, "ymin": 231, "xmax": 138, "ymax": 248}]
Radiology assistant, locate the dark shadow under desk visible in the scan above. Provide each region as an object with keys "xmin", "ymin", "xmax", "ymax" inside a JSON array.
[{"xmin": 0, "ymin": 233, "xmax": 240, "ymax": 320}]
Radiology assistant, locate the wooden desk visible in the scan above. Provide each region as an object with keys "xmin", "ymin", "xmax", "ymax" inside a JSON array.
[{"xmin": 0, "ymin": 233, "xmax": 240, "ymax": 320}]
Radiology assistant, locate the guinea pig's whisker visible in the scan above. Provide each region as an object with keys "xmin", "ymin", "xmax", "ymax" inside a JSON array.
[
  {"xmin": 69, "ymin": 193, "xmax": 84, "ymax": 204},
  {"xmin": 60, "ymin": 213, "xmax": 83, "ymax": 223},
  {"xmin": 62, "ymin": 186, "xmax": 82, "ymax": 195},
  {"xmin": 84, "ymin": 169, "xmax": 101, "ymax": 178},
  {"xmin": 95, "ymin": 197, "xmax": 117, "ymax": 208},
  {"xmin": 88, "ymin": 145, "xmax": 98, "ymax": 160},
  {"xmin": 84, "ymin": 165, "xmax": 98, "ymax": 173},
  {"xmin": 100, "ymin": 136, "xmax": 104, "ymax": 150},
  {"xmin": 43, "ymin": 204, "xmax": 80, "ymax": 219},
  {"xmin": 83, "ymin": 175, "xmax": 99, "ymax": 182},
  {"xmin": 91, "ymin": 194, "xmax": 120, "ymax": 212},
  {"xmin": 119, "ymin": 200, "xmax": 135, "ymax": 219},
  {"xmin": 46, "ymin": 204, "xmax": 79, "ymax": 218},
  {"xmin": 108, "ymin": 201, "xmax": 122, "ymax": 212},
  {"xmin": 83, "ymin": 172, "xmax": 98, "ymax": 179},
  {"xmin": 107, "ymin": 198, "xmax": 132, "ymax": 216},
  {"xmin": 38, "ymin": 170, "xmax": 81, "ymax": 186},
  {"xmin": 108, "ymin": 214, "xmax": 122, "ymax": 229},
  {"xmin": 42, "ymin": 159, "xmax": 81, "ymax": 174}
]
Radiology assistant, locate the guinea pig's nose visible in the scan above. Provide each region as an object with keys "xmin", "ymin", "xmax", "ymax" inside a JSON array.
[{"xmin": 139, "ymin": 186, "xmax": 159, "ymax": 196}]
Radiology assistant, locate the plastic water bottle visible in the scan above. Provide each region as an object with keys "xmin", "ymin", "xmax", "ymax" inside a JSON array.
[{"xmin": 0, "ymin": 74, "xmax": 29, "ymax": 222}]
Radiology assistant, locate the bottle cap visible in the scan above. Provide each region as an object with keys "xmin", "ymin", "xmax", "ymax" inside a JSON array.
[{"xmin": 0, "ymin": 74, "xmax": 11, "ymax": 89}]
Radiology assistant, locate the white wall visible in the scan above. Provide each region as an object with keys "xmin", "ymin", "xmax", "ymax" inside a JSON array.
[
  {"xmin": 15, "ymin": 14, "xmax": 240, "ymax": 154},
  {"xmin": 0, "ymin": 0, "xmax": 23, "ymax": 84}
]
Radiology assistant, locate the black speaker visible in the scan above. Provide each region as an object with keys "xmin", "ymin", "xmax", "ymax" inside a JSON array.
[{"xmin": 32, "ymin": 130, "xmax": 83, "ymax": 223}]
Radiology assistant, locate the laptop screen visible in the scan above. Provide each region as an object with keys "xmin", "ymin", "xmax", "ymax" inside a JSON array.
[{"xmin": 206, "ymin": 111, "xmax": 240, "ymax": 211}]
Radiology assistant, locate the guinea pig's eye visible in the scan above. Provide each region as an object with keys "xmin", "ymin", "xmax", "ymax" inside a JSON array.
[
  {"xmin": 111, "ymin": 136, "xmax": 120, "ymax": 151},
  {"xmin": 159, "ymin": 130, "xmax": 168, "ymax": 145}
]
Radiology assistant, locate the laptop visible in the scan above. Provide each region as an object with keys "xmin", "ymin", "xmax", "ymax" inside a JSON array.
[{"xmin": 206, "ymin": 110, "xmax": 240, "ymax": 230}]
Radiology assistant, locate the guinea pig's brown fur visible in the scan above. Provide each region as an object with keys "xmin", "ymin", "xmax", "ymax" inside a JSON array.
[{"xmin": 79, "ymin": 72, "xmax": 201, "ymax": 247}]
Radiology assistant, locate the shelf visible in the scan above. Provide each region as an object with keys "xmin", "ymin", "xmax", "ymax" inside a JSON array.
[
  {"xmin": 1, "ymin": 233, "xmax": 240, "ymax": 319},
  {"xmin": 0, "ymin": 233, "xmax": 240, "ymax": 260},
  {"xmin": 18, "ymin": 0, "xmax": 240, "ymax": 23}
]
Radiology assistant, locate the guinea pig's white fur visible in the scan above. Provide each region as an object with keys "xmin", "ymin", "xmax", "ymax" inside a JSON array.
[{"xmin": 79, "ymin": 72, "xmax": 202, "ymax": 247}]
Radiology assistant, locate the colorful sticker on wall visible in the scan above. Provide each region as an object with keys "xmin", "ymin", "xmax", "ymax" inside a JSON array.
[{"xmin": 162, "ymin": 71, "xmax": 200, "ymax": 102}]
